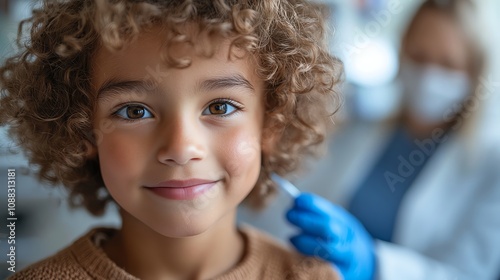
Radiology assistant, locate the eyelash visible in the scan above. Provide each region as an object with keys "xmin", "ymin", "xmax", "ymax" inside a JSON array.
[{"xmin": 110, "ymin": 98, "xmax": 244, "ymax": 122}]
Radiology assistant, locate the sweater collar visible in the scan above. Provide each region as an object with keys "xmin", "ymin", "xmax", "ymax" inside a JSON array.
[{"xmin": 70, "ymin": 226, "xmax": 262, "ymax": 279}]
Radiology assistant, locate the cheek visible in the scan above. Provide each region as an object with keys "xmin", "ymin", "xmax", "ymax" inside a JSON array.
[
  {"xmin": 97, "ymin": 133, "xmax": 146, "ymax": 192},
  {"xmin": 217, "ymin": 129, "xmax": 261, "ymax": 179}
]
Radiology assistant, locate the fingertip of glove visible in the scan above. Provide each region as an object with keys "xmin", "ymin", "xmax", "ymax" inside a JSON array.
[
  {"xmin": 289, "ymin": 234, "xmax": 302, "ymax": 246},
  {"xmin": 295, "ymin": 192, "xmax": 315, "ymax": 208},
  {"xmin": 285, "ymin": 209, "xmax": 296, "ymax": 222}
]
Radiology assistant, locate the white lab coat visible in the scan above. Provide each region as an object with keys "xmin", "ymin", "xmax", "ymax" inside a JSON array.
[{"xmin": 237, "ymin": 121, "xmax": 500, "ymax": 280}]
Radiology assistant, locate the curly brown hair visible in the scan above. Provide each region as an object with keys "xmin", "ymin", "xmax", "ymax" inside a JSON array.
[{"xmin": 0, "ymin": 0, "xmax": 343, "ymax": 216}]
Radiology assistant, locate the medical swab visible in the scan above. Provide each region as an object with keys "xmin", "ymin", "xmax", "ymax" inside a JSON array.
[{"xmin": 271, "ymin": 173, "xmax": 301, "ymax": 198}]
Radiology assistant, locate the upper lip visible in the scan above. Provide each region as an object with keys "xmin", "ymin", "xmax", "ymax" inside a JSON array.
[{"xmin": 147, "ymin": 179, "xmax": 217, "ymax": 188}]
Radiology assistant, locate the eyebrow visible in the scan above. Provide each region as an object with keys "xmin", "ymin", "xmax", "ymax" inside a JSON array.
[
  {"xmin": 96, "ymin": 74, "xmax": 255, "ymax": 101},
  {"xmin": 198, "ymin": 74, "xmax": 255, "ymax": 93},
  {"xmin": 96, "ymin": 79, "xmax": 157, "ymax": 101}
]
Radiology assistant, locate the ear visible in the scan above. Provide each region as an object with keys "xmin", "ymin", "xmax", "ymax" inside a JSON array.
[{"xmin": 83, "ymin": 139, "xmax": 98, "ymax": 159}]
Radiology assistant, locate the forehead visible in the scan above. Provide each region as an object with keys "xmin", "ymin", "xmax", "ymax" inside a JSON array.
[
  {"xmin": 403, "ymin": 9, "xmax": 468, "ymax": 66},
  {"xmin": 90, "ymin": 25, "xmax": 261, "ymax": 95}
]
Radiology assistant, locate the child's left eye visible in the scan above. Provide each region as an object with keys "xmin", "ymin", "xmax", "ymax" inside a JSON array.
[
  {"xmin": 202, "ymin": 100, "xmax": 241, "ymax": 116},
  {"xmin": 114, "ymin": 105, "xmax": 153, "ymax": 120}
]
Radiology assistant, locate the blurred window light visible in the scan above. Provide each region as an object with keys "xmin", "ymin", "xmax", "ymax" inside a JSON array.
[{"xmin": 344, "ymin": 39, "xmax": 398, "ymax": 87}]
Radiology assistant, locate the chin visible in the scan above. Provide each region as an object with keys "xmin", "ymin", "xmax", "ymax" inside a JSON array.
[
  {"xmin": 175, "ymin": 226, "xmax": 210, "ymax": 238},
  {"xmin": 153, "ymin": 215, "xmax": 219, "ymax": 238}
]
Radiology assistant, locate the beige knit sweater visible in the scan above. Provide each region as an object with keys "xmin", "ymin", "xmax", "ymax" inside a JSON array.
[{"xmin": 8, "ymin": 226, "xmax": 339, "ymax": 279}]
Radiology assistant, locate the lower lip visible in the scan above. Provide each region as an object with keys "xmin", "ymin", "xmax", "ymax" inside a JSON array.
[{"xmin": 145, "ymin": 182, "xmax": 217, "ymax": 200}]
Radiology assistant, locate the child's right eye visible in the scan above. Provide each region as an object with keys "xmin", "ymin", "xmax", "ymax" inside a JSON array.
[{"xmin": 113, "ymin": 104, "xmax": 153, "ymax": 121}]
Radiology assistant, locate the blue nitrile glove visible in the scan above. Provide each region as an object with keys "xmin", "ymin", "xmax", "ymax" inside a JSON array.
[{"xmin": 286, "ymin": 192, "xmax": 376, "ymax": 280}]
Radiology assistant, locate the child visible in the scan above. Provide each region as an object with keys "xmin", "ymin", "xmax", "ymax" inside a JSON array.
[{"xmin": 1, "ymin": 0, "xmax": 343, "ymax": 279}]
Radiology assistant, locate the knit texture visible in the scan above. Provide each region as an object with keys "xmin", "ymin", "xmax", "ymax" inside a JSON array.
[{"xmin": 8, "ymin": 226, "xmax": 338, "ymax": 279}]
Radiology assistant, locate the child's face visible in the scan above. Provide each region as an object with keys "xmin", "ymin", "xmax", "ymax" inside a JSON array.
[{"xmin": 90, "ymin": 27, "xmax": 265, "ymax": 237}]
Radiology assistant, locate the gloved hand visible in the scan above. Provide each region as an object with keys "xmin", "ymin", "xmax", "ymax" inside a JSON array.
[{"xmin": 286, "ymin": 192, "xmax": 376, "ymax": 280}]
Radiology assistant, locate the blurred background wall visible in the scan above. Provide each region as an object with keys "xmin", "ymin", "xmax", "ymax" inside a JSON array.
[{"xmin": 0, "ymin": 0, "xmax": 499, "ymax": 278}]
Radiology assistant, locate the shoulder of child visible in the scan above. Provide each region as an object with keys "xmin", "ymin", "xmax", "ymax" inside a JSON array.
[
  {"xmin": 240, "ymin": 226, "xmax": 340, "ymax": 280},
  {"xmin": 6, "ymin": 244, "xmax": 87, "ymax": 280},
  {"xmin": 7, "ymin": 227, "xmax": 121, "ymax": 280}
]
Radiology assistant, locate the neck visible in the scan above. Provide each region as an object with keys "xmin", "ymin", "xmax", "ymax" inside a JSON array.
[{"xmin": 103, "ymin": 208, "xmax": 244, "ymax": 280}]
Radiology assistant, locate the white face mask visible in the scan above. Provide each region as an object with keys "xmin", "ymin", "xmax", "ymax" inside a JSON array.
[{"xmin": 399, "ymin": 60, "xmax": 471, "ymax": 124}]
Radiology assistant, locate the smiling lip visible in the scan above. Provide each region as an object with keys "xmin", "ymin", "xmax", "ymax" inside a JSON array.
[{"xmin": 144, "ymin": 179, "xmax": 218, "ymax": 200}]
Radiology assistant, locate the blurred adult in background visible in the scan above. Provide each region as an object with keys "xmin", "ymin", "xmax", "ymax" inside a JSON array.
[{"xmin": 239, "ymin": 0, "xmax": 500, "ymax": 279}]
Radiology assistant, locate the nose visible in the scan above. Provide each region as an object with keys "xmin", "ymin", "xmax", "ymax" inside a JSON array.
[{"xmin": 157, "ymin": 114, "xmax": 206, "ymax": 166}]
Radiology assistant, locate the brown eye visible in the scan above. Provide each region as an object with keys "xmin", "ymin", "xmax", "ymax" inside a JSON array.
[
  {"xmin": 209, "ymin": 103, "xmax": 227, "ymax": 114},
  {"xmin": 115, "ymin": 105, "xmax": 153, "ymax": 120},
  {"xmin": 127, "ymin": 106, "xmax": 145, "ymax": 118},
  {"xmin": 202, "ymin": 100, "xmax": 239, "ymax": 116}
]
